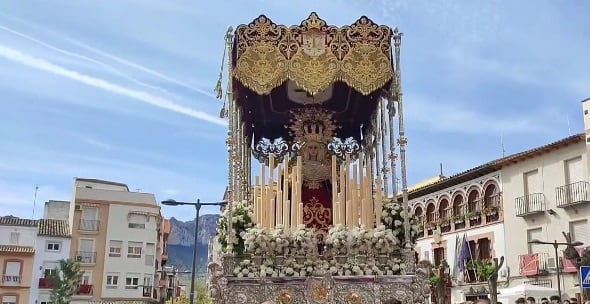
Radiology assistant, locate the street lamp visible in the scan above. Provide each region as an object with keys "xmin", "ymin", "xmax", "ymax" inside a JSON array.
[
  {"xmin": 528, "ymin": 239, "xmax": 584, "ymax": 300},
  {"xmin": 162, "ymin": 199, "xmax": 227, "ymax": 304}
]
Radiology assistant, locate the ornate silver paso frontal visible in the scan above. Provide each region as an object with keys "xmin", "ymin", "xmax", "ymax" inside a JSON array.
[{"xmin": 207, "ymin": 256, "xmax": 432, "ymax": 304}]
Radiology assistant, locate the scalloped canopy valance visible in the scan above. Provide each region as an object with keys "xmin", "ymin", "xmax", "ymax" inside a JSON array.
[{"xmin": 232, "ymin": 13, "xmax": 395, "ymax": 96}]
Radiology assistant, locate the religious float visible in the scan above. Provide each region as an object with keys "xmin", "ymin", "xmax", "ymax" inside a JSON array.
[{"xmin": 208, "ymin": 13, "xmax": 432, "ymax": 304}]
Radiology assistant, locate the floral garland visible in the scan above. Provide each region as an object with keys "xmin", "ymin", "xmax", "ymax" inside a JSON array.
[
  {"xmin": 232, "ymin": 256, "xmax": 405, "ymax": 278},
  {"xmin": 291, "ymin": 226, "xmax": 316, "ymax": 256},
  {"xmin": 381, "ymin": 202, "xmax": 421, "ymax": 246},
  {"xmin": 325, "ymin": 225, "xmax": 350, "ymax": 256},
  {"xmin": 243, "ymin": 225, "xmax": 316, "ymax": 257},
  {"xmin": 216, "ymin": 200, "xmax": 255, "ymax": 256}
]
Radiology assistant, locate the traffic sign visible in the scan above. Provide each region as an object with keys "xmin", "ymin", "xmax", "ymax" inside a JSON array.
[{"xmin": 581, "ymin": 266, "xmax": 590, "ymax": 289}]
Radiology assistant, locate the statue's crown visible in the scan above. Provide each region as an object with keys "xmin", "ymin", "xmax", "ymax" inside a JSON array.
[{"xmin": 287, "ymin": 107, "xmax": 337, "ymax": 144}]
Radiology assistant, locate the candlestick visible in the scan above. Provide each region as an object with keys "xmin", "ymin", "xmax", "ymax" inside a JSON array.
[
  {"xmin": 260, "ymin": 163, "xmax": 266, "ymax": 227},
  {"xmin": 254, "ymin": 176, "xmax": 260, "ymax": 224}
]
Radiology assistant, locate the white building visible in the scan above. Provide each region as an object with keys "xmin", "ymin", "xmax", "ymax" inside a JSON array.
[
  {"xmin": 30, "ymin": 218, "xmax": 72, "ymax": 304},
  {"xmin": 410, "ymin": 168, "xmax": 506, "ymax": 303},
  {"xmin": 501, "ymin": 132, "xmax": 590, "ymax": 300}
]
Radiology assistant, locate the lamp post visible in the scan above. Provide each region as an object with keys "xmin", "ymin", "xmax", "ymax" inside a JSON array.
[
  {"xmin": 162, "ymin": 199, "xmax": 227, "ymax": 304},
  {"xmin": 528, "ymin": 239, "xmax": 583, "ymax": 300}
]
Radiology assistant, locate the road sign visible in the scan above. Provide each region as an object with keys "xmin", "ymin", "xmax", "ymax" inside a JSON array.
[{"xmin": 581, "ymin": 266, "xmax": 590, "ymax": 289}]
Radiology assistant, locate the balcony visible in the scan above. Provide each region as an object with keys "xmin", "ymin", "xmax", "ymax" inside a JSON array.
[
  {"xmin": 2, "ymin": 275, "xmax": 21, "ymax": 285},
  {"xmin": 76, "ymin": 251, "xmax": 97, "ymax": 264},
  {"xmin": 556, "ymin": 181, "xmax": 590, "ymax": 208},
  {"xmin": 519, "ymin": 253, "xmax": 549, "ymax": 276},
  {"xmin": 523, "ymin": 278, "xmax": 552, "ymax": 288},
  {"xmin": 76, "ymin": 284, "xmax": 93, "ymax": 295},
  {"xmin": 39, "ymin": 277, "xmax": 56, "ymax": 288},
  {"xmin": 515, "ymin": 193, "xmax": 545, "ymax": 217},
  {"xmin": 143, "ymin": 286, "xmax": 153, "ymax": 297},
  {"xmin": 79, "ymin": 219, "xmax": 100, "ymax": 231}
]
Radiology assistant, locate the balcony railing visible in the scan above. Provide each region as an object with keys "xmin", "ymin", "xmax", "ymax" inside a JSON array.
[
  {"xmin": 76, "ymin": 251, "xmax": 97, "ymax": 264},
  {"xmin": 145, "ymin": 254, "xmax": 155, "ymax": 266},
  {"xmin": 79, "ymin": 219, "xmax": 100, "ymax": 231},
  {"xmin": 39, "ymin": 277, "xmax": 55, "ymax": 288},
  {"xmin": 523, "ymin": 278, "xmax": 552, "ymax": 288},
  {"xmin": 556, "ymin": 181, "xmax": 590, "ymax": 208},
  {"xmin": 515, "ymin": 193, "xmax": 545, "ymax": 216},
  {"xmin": 2, "ymin": 275, "xmax": 21, "ymax": 285},
  {"xmin": 143, "ymin": 286, "xmax": 153, "ymax": 297},
  {"xmin": 519, "ymin": 253, "xmax": 549, "ymax": 276},
  {"xmin": 76, "ymin": 284, "xmax": 93, "ymax": 295}
]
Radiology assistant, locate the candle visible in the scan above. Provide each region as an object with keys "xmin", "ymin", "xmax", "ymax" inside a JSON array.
[
  {"xmin": 358, "ymin": 152, "xmax": 364, "ymax": 205},
  {"xmin": 276, "ymin": 190, "xmax": 282, "ymax": 226},
  {"xmin": 260, "ymin": 163, "xmax": 266, "ymax": 227},
  {"xmin": 269, "ymin": 155, "xmax": 275, "ymax": 228},
  {"xmin": 254, "ymin": 176, "xmax": 260, "ymax": 224},
  {"xmin": 375, "ymin": 178, "xmax": 383, "ymax": 227},
  {"xmin": 331, "ymin": 155, "xmax": 337, "ymax": 210}
]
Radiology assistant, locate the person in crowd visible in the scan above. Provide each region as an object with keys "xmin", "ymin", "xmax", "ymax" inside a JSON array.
[
  {"xmin": 550, "ymin": 295, "xmax": 561, "ymax": 304},
  {"xmin": 527, "ymin": 297, "xmax": 536, "ymax": 304},
  {"xmin": 476, "ymin": 298, "xmax": 491, "ymax": 304},
  {"xmin": 516, "ymin": 298, "xmax": 526, "ymax": 304},
  {"xmin": 569, "ymin": 297, "xmax": 578, "ymax": 304},
  {"xmin": 563, "ymin": 300, "xmax": 570, "ymax": 304},
  {"xmin": 541, "ymin": 298, "xmax": 549, "ymax": 304}
]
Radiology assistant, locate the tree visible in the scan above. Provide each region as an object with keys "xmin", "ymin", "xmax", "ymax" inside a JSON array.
[
  {"xmin": 430, "ymin": 260, "xmax": 450, "ymax": 304},
  {"xmin": 562, "ymin": 232, "xmax": 590, "ymax": 300},
  {"xmin": 49, "ymin": 259, "xmax": 83, "ymax": 304},
  {"xmin": 475, "ymin": 257, "xmax": 505, "ymax": 304}
]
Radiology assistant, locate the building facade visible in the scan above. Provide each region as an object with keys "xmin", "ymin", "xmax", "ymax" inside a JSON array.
[
  {"xmin": 501, "ymin": 133, "xmax": 590, "ymax": 299},
  {"xmin": 69, "ymin": 178, "xmax": 162, "ymax": 303},
  {"xmin": 0, "ymin": 217, "xmax": 37, "ymax": 304},
  {"xmin": 30, "ymin": 218, "xmax": 72, "ymax": 304},
  {"xmin": 410, "ymin": 169, "xmax": 506, "ymax": 303}
]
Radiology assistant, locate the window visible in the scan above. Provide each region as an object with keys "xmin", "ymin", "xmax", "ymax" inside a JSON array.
[
  {"xmin": 570, "ymin": 220, "xmax": 590, "ymax": 245},
  {"xmin": 43, "ymin": 262, "xmax": 58, "ymax": 278},
  {"xmin": 477, "ymin": 238, "xmax": 491, "ymax": 260},
  {"xmin": 433, "ymin": 247, "xmax": 445, "ymax": 267},
  {"xmin": 80, "ymin": 207, "xmax": 99, "ymax": 231},
  {"xmin": 527, "ymin": 227, "xmax": 543, "ymax": 253},
  {"xmin": 128, "ymin": 214, "xmax": 146, "ymax": 229},
  {"xmin": 109, "ymin": 240, "xmax": 123, "ymax": 257},
  {"xmin": 9, "ymin": 232, "xmax": 19, "ymax": 244},
  {"xmin": 80, "ymin": 272, "xmax": 91, "ymax": 285},
  {"xmin": 106, "ymin": 273, "xmax": 119, "ymax": 288},
  {"xmin": 46, "ymin": 242, "xmax": 61, "ymax": 252},
  {"xmin": 128, "ymin": 241, "xmax": 142, "ymax": 258},
  {"xmin": 2, "ymin": 295, "xmax": 17, "ymax": 304},
  {"xmin": 3, "ymin": 261, "xmax": 22, "ymax": 284},
  {"xmin": 143, "ymin": 275, "xmax": 152, "ymax": 287},
  {"xmin": 125, "ymin": 273, "xmax": 140, "ymax": 289}
]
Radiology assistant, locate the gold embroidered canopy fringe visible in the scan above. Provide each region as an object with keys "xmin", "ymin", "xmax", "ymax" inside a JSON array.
[{"xmin": 232, "ymin": 12, "xmax": 395, "ymax": 96}]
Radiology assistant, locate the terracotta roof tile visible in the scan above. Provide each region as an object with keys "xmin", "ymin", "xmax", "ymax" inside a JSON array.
[
  {"xmin": 38, "ymin": 219, "xmax": 70, "ymax": 237},
  {"xmin": 0, "ymin": 245, "xmax": 35, "ymax": 254},
  {"xmin": 0, "ymin": 216, "xmax": 38, "ymax": 227}
]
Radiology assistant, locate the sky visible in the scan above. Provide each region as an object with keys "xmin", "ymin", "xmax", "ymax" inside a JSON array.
[{"xmin": 0, "ymin": 1, "xmax": 588, "ymax": 221}]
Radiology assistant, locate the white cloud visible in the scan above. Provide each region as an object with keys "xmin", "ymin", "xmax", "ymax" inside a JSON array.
[
  {"xmin": 69, "ymin": 132, "xmax": 112, "ymax": 150},
  {"xmin": 0, "ymin": 45, "xmax": 227, "ymax": 126},
  {"xmin": 0, "ymin": 181, "xmax": 71, "ymax": 218},
  {"xmin": 404, "ymin": 94, "xmax": 548, "ymax": 135}
]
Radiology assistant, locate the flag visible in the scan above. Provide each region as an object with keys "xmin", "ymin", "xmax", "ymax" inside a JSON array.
[
  {"xmin": 457, "ymin": 234, "xmax": 470, "ymax": 272},
  {"xmin": 451, "ymin": 234, "xmax": 459, "ymax": 279}
]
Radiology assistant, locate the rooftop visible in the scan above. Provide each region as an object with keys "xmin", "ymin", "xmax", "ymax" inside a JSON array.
[
  {"xmin": 0, "ymin": 216, "xmax": 37, "ymax": 227},
  {"xmin": 75, "ymin": 177, "xmax": 130, "ymax": 191},
  {"xmin": 0, "ymin": 245, "xmax": 35, "ymax": 254},
  {"xmin": 38, "ymin": 219, "xmax": 70, "ymax": 237}
]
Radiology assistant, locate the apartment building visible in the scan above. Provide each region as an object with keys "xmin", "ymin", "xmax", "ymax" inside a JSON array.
[
  {"xmin": 155, "ymin": 218, "xmax": 171, "ymax": 302},
  {"xmin": 410, "ymin": 167, "xmax": 506, "ymax": 303},
  {"xmin": 501, "ymin": 133, "xmax": 589, "ymax": 299},
  {"xmin": 0, "ymin": 216, "xmax": 37, "ymax": 304},
  {"xmin": 30, "ymin": 218, "xmax": 71, "ymax": 304},
  {"xmin": 69, "ymin": 178, "xmax": 162, "ymax": 303}
]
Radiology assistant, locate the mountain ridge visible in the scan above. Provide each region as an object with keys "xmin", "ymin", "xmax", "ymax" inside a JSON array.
[{"xmin": 167, "ymin": 214, "xmax": 220, "ymax": 271}]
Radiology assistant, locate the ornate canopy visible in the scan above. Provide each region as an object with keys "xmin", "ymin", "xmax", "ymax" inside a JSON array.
[{"xmin": 231, "ymin": 13, "xmax": 396, "ymax": 144}]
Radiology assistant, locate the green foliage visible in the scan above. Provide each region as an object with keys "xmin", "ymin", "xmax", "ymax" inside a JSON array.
[
  {"xmin": 216, "ymin": 201, "xmax": 254, "ymax": 255},
  {"xmin": 429, "ymin": 274, "xmax": 442, "ymax": 286},
  {"xmin": 49, "ymin": 259, "xmax": 83, "ymax": 304},
  {"xmin": 475, "ymin": 259, "xmax": 497, "ymax": 279}
]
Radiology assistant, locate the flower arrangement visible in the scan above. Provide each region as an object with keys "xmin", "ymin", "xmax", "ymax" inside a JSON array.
[
  {"xmin": 291, "ymin": 226, "xmax": 317, "ymax": 256},
  {"xmin": 243, "ymin": 226, "xmax": 270, "ymax": 256},
  {"xmin": 325, "ymin": 225, "xmax": 351, "ymax": 256},
  {"xmin": 269, "ymin": 225, "xmax": 291, "ymax": 256},
  {"xmin": 381, "ymin": 202, "xmax": 421, "ymax": 246},
  {"xmin": 370, "ymin": 225, "xmax": 399, "ymax": 255},
  {"xmin": 217, "ymin": 200, "xmax": 255, "ymax": 256}
]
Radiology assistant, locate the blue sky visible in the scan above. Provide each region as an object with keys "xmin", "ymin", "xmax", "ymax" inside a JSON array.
[{"xmin": 0, "ymin": 1, "xmax": 588, "ymax": 221}]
